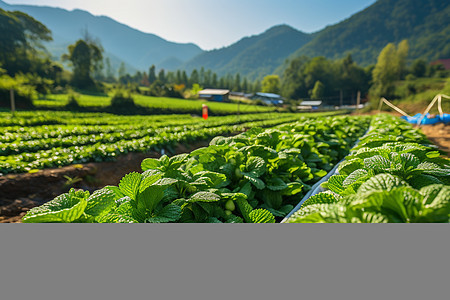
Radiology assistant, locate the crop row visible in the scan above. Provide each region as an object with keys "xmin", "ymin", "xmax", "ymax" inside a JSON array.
[
  {"xmin": 286, "ymin": 114, "xmax": 450, "ymax": 223},
  {"xmin": 0, "ymin": 115, "xmax": 307, "ymax": 174},
  {"xmin": 22, "ymin": 115, "xmax": 371, "ymax": 223},
  {"xmin": 0, "ymin": 111, "xmax": 302, "ymax": 135},
  {"xmin": 0, "ymin": 114, "xmax": 303, "ymax": 155}
]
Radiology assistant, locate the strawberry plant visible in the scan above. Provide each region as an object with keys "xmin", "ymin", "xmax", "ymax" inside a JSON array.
[{"xmin": 286, "ymin": 115, "xmax": 450, "ymax": 223}]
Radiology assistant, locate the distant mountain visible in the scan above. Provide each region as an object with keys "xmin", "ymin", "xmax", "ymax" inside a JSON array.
[
  {"xmin": 289, "ymin": 0, "xmax": 450, "ymax": 66},
  {"xmin": 1, "ymin": 0, "xmax": 448, "ymax": 79},
  {"xmin": 182, "ymin": 25, "xmax": 313, "ymax": 81},
  {"xmin": 0, "ymin": 0, "xmax": 203, "ymax": 73}
]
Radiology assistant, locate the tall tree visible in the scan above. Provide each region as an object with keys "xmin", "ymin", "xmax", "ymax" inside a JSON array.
[
  {"xmin": 158, "ymin": 69, "xmax": 166, "ymax": 83},
  {"xmin": 310, "ymin": 81, "xmax": 325, "ymax": 99},
  {"xmin": 189, "ymin": 69, "xmax": 199, "ymax": 87},
  {"xmin": 234, "ymin": 73, "xmax": 241, "ymax": 91},
  {"xmin": 370, "ymin": 40, "xmax": 409, "ymax": 99},
  {"xmin": 397, "ymin": 40, "xmax": 409, "ymax": 79},
  {"xmin": 148, "ymin": 65, "xmax": 157, "ymax": 84},
  {"xmin": 0, "ymin": 9, "xmax": 52, "ymax": 75},
  {"xmin": 261, "ymin": 75, "xmax": 280, "ymax": 94},
  {"xmin": 211, "ymin": 72, "xmax": 218, "ymax": 88},
  {"xmin": 411, "ymin": 59, "xmax": 427, "ymax": 78},
  {"xmin": 242, "ymin": 78, "xmax": 248, "ymax": 93},
  {"xmin": 62, "ymin": 39, "xmax": 103, "ymax": 89}
]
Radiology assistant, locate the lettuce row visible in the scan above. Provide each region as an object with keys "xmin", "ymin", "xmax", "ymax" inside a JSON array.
[
  {"xmin": 22, "ymin": 115, "xmax": 370, "ymax": 223},
  {"xmin": 286, "ymin": 114, "xmax": 450, "ymax": 223}
]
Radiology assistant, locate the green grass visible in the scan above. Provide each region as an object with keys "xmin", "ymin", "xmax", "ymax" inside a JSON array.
[
  {"xmin": 392, "ymin": 77, "xmax": 450, "ymax": 114},
  {"xmin": 34, "ymin": 93, "xmax": 277, "ymax": 114}
]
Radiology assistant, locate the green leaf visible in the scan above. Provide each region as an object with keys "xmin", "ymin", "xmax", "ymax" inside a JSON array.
[
  {"xmin": 115, "ymin": 198, "xmax": 134, "ymax": 215},
  {"xmin": 281, "ymin": 182, "xmax": 303, "ymax": 196},
  {"xmin": 136, "ymin": 184, "xmax": 167, "ymax": 214},
  {"xmin": 325, "ymin": 175, "xmax": 347, "ymax": 194},
  {"xmin": 364, "ymin": 155, "xmax": 390, "ymax": 172},
  {"xmin": 261, "ymin": 189, "xmax": 283, "ymax": 209},
  {"xmin": 426, "ymin": 151, "xmax": 441, "ymax": 158},
  {"xmin": 207, "ymin": 217, "xmax": 223, "ymax": 223},
  {"xmin": 22, "ymin": 189, "xmax": 89, "ymax": 223},
  {"xmin": 194, "ymin": 171, "xmax": 228, "ymax": 188},
  {"xmin": 420, "ymin": 184, "xmax": 446, "ymax": 205},
  {"xmin": 351, "ymin": 188, "xmax": 411, "ymax": 222},
  {"xmin": 169, "ymin": 153, "xmax": 189, "ymax": 165},
  {"xmin": 104, "ymin": 185, "xmax": 124, "ymax": 199},
  {"xmin": 225, "ymin": 215, "xmax": 244, "ymax": 223},
  {"xmin": 84, "ymin": 188, "xmax": 117, "ymax": 219},
  {"xmin": 417, "ymin": 162, "xmax": 450, "ymax": 177},
  {"xmin": 302, "ymin": 192, "xmax": 338, "ymax": 208},
  {"xmin": 146, "ymin": 204, "xmax": 182, "ymax": 223},
  {"xmin": 408, "ymin": 174, "xmax": 442, "ymax": 190},
  {"xmin": 399, "ymin": 153, "xmax": 420, "ymax": 169},
  {"xmin": 359, "ymin": 212, "xmax": 389, "ymax": 223},
  {"xmin": 139, "ymin": 173, "xmax": 164, "ymax": 192},
  {"xmin": 244, "ymin": 156, "xmax": 266, "ymax": 177},
  {"xmin": 421, "ymin": 185, "xmax": 450, "ymax": 222},
  {"xmin": 245, "ymin": 175, "xmax": 265, "ymax": 190},
  {"xmin": 249, "ymin": 209, "xmax": 275, "ymax": 223},
  {"xmin": 239, "ymin": 182, "xmax": 253, "ymax": 197},
  {"xmin": 235, "ymin": 196, "xmax": 253, "ymax": 223},
  {"xmin": 343, "ymin": 169, "xmax": 369, "ymax": 187},
  {"xmin": 187, "ymin": 192, "xmax": 221, "ymax": 203},
  {"xmin": 266, "ymin": 177, "xmax": 288, "ymax": 191},
  {"xmin": 119, "ymin": 172, "xmax": 143, "ymax": 200},
  {"xmin": 141, "ymin": 158, "xmax": 161, "ymax": 171},
  {"xmin": 97, "ymin": 213, "xmax": 138, "ymax": 223},
  {"xmin": 314, "ymin": 169, "xmax": 328, "ymax": 178},
  {"xmin": 358, "ymin": 174, "xmax": 407, "ymax": 194},
  {"xmin": 286, "ymin": 203, "xmax": 347, "ymax": 223}
]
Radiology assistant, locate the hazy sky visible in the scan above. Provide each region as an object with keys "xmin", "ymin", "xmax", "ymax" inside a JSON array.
[{"xmin": 4, "ymin": 0, "xmax": 376, "ymax": 50}]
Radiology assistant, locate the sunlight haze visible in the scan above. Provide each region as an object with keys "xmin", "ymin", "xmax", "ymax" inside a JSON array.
[{"xmin": 4, "ymin": 0, "xmax": 376, "ymax": 50}]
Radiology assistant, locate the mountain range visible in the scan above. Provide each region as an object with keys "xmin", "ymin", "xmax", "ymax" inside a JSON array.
[{"xmin": 1, "ymin": 0, "xmax": 449, "ymax": 80}]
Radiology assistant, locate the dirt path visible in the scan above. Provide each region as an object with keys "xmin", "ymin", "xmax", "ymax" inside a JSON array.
[
  {"xmin": 418, "ymin": 123, "xmax": 450, "ymax": 155},
  {"xmin": 0, "ymin": 141, "xmax": 209, "ymax": 223}
]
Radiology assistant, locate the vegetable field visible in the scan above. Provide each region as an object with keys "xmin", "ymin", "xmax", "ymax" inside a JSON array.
[
  {"xmin": 2, "ymin": 111, "xmax": 334, "ymax": 175},
  {"xmin": 0, "ymin": 111, "xmax": 449, "ymax": 223}
]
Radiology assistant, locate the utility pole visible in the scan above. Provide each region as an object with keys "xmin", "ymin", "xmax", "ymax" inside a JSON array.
[
  {"xmin": 339, "ymin": 89, "xmax": 343, "ymax": 108},
  {"xmin": 10, "ymin": 89, "xmax": 15, "ymax": 116}
]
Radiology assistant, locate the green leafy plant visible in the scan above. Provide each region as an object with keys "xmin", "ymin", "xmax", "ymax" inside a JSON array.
[{"xmin": 287, "ymin": 114, "xmax": 450, "ymax": 223}]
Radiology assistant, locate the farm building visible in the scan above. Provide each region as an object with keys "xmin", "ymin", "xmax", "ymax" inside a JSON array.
[
  {"xmin": 298, "ymin": 100, "xmax": 323, "ymax": 110},
  {"xmin": 430, "ymin": 59, "xmax": 450, "ymax": 70},
  {"xmin": 198, "ymin": 89, "xmax": 230, "ymax": 102},
  {"xmin": 250, "ymin": 92, "xmax": 284, "ymax": 105}
]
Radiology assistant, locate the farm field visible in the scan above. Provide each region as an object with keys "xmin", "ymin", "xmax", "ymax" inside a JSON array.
[
  {"xmin": 1, "ymin": 111, "xmax": 449, "ymax": 223},
  {"xmin": 0, "ymin": 110, "xmax": 341, "ymax": 175},
  {"xmin": 33, "ymin": 93, "xmax": 277, "ymax": 114},
  {"xmin": 15, "ymin": 113, "xmax": 373, "ymax": 223}
]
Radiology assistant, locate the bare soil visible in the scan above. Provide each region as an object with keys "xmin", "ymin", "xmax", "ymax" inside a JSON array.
[
  {"xmin": 418, "ymin": 123, "xmax": 450, "ymax": 155},
  {"xmin": 0, "ymin": 141, "xmax": 209, "ymax": 223}
]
